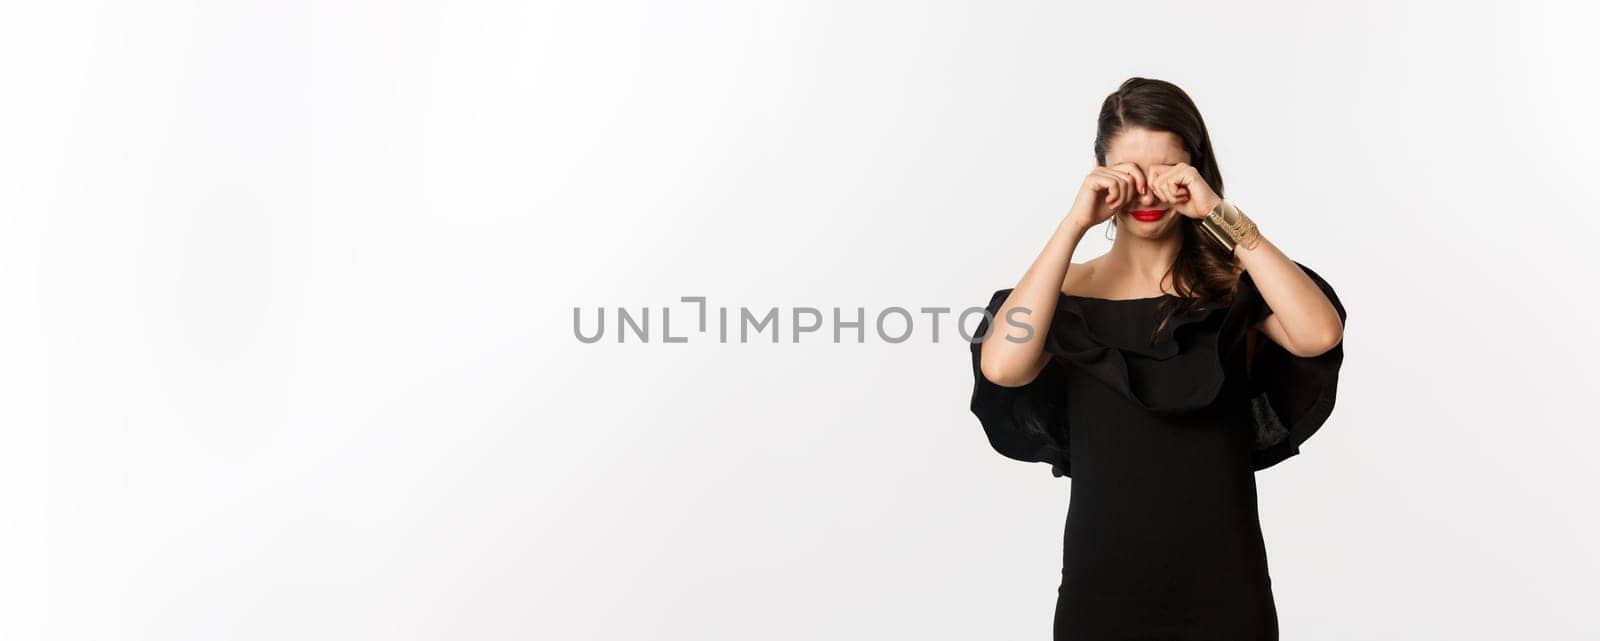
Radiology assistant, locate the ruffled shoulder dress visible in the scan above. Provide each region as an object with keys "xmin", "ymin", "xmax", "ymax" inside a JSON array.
[{"xmin": 966, "ymin": 260, "xmax": 1347, "ymax": 641}]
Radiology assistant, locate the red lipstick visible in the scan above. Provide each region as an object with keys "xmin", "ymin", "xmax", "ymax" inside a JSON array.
[{"xmin": 1130, "ymin": 209, "xmax": 1166, "ymax": 222}]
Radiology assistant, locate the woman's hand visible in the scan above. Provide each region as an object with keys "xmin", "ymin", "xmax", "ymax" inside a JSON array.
[
  {"xmin": 1148, "ymin": 162, "xmax": 1222, "ymax": 219},
  {"xmin": 1064, "ymin": 162, "xmax": 1147, "ymax": 230}
]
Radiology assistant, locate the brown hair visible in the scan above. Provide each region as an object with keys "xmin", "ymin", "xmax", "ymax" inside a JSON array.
[{"xmin": 1093, "ymin": 77, "xmax": 1241, "ymax": 343}]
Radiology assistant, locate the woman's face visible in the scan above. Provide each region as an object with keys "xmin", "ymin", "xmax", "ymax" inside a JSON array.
[{"xmin": 1103, "ymin": 127, "xmax": 1192, "ymax": 239}]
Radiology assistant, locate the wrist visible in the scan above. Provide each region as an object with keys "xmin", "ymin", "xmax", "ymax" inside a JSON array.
[{"xmin": 1058, "ymin": 216, "xmax": 1091, "ymax": 238}]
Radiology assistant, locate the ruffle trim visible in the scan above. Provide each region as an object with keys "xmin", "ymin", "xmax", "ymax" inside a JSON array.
[
  {"xmin": 968, "ymin": 290, "xmax": 1075, "ymax": 476},
  {"xmin": 1233, "ymin": 262, "xmax": 1347, "ymax": 471},
  {"xmin": 1044, "ymin": 294, "xmax": 1233, "ymax": 414},
  {"xmin": 968, "ymin": 260, "xmax": 1345, "ymax": 478}
]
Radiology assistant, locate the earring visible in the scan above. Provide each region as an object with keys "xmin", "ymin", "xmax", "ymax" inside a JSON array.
[{"xmin": 1104, "ymin": 217, "xmax": 1116, "ymax": 240}]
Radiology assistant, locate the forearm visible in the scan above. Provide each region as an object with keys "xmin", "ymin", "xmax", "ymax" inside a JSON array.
[
  {"xmin": 1232, "ymin": 222, "xmax": 1344, "ymax": 354},
  {"xmin": 979, "ymin": 218, "xmax": 1089, "ymax": 387}
]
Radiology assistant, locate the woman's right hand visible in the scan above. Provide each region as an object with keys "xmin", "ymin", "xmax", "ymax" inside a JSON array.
[{"xmin": 1064, "ymin": 162, "xmax": 1147, "ymax": 230}]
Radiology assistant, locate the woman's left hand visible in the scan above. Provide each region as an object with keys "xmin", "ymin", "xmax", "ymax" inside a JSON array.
[{"xmin": 1150, "ymin": 162, "xmax": 1222, "ymax": 219}]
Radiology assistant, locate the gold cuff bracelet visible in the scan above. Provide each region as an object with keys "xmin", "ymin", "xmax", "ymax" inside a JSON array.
[{"xmin": 1198, "ymin": 200, "xmax": 1261, "ymax": 253}]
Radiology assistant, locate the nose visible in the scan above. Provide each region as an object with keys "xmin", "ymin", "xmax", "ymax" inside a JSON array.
[{"xmin": 1137, "ymin": 187, "xmax": 1159, "ymax": 207}]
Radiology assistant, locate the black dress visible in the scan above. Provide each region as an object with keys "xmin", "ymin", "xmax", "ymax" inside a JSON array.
[{"xmin": 967, "ymin": 261, "xmax": 1346, "ymax": 641}]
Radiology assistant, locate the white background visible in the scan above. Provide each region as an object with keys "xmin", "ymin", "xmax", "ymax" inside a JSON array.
[{"xmin": 3, "ymin": 1, "xmax": 1597, "ymax": 639}]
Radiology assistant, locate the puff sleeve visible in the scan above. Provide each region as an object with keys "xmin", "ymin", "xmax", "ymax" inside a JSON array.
[
  {"xmin": 1223, "ymin": 261, "xmax": 1349, "ymax": 472},
  {"xmin": 967, "ymin": 288, "xmax": 1074, "ymax": 478}
]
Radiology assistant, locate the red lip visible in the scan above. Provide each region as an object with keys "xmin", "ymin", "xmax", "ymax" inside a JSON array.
[{"xmin": 1130, "ymin": 209, "xmax": 1166, "ymax": 222}]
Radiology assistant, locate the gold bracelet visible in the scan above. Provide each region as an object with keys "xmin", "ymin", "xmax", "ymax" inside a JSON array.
[{"xmin": 1198, "ymin": 199, "xmax": 1261, "ymax": 253}]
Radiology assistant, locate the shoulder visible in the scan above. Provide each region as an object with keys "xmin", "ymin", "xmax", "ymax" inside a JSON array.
[{"xmin": 1060, "ymin": 259, "xmax": 1098, "ymax": 296}]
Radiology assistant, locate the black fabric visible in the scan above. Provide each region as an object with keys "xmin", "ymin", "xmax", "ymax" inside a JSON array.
[
  {"xmin": 967, "ymin": 289, "xmax": 1077, "ymax": 478},
  {"xmin": 966, "ymin": 260, "xmax": 1346, "ymax": 640},
  {"xmin": 1231, "ymin": 263, "xmax": 1348, "ymax": 471}
]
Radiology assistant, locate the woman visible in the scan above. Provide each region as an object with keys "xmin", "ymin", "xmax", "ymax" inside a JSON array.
[{"xmin": 968, "ymin": 77, "xmax": 1347, "ymax": 640}]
